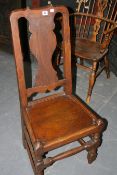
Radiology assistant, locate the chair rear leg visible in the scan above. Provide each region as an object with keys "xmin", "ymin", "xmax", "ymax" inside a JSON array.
[
  {"xmin": 22, "ymin": 126, "xmax": 26, "ymax": 149},
  {"xmin": 21, "ymin": 113, "xmax": 26, "ymax": 149},
  {"xmin": 86, "ymin": 61, "xmax": 97, "ymax": 103},
  {"xmin": 104, "ymin": 55, "xmax": 110, "ymax": 78},
  {"xmin": 87, "ymin": 133, "xmax": 101, "ymax": 164}
]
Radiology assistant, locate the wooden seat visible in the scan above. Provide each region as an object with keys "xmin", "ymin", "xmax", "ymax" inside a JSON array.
[
  {"xmin": 10, "ymin": 6, "xmax": 105, "ymax": 175},
  {"xmin": 75, "ymin": 38, "xmax": 108, "ymax": 60},
  {"xmin": 27, "ymin": 95, "xmax": 97, "ymax": 151},
  {"xmin": 71, "ymin": 0, "xmax": 117, "ymax": 103}
]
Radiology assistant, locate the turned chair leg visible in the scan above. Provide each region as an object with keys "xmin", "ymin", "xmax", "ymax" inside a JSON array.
[
  {"xmin": 34, "ymin": 141, "xmax": 45, "ymax": 175},
  {"xmin": 87, "ymin": 133, "xmax": 101, "ymax": 164},
  {"xmin": 35, "ymin": 158, "xmax": 44, "ymax": 175},
  {"xmin": 86, "ymin": 61, "xmax": 97, "ymax": 104},
  {"xmin": 104, "ymin": 55, "xmax": 110, "ymax": 79}
]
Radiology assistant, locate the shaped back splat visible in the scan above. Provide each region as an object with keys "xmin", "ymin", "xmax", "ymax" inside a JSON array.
[{"xmin": 28, "ymin": 10, "xmax": 58, "ymax": 86}]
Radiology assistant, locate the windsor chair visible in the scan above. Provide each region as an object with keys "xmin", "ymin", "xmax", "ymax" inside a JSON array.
[
  {"xmin": 72, "ymin": 0, "xmax": 117, "ymax": 103},
  {"xmin": 10, "ymin": 6, "xmax": 105, "ymax": 175}
]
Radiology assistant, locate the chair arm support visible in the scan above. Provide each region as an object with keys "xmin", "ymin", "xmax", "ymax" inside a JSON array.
[
  {"xmin": 100, "ymin": 25, "xmax": 117, "ymax": 53},
  {"xmin": 103, "ymin": 25, "xmax": 117, "ymax": 35}
]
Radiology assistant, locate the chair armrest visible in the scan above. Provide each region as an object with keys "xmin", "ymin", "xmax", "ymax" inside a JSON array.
[{"xmin": 71, "ymin": 12, "xmax": 116, "ymax": 25}]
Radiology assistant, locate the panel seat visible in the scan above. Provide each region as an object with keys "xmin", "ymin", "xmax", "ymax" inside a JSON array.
[{"xmin": 27, "ymin": 95, "xmax": 98, "ymax": 151}]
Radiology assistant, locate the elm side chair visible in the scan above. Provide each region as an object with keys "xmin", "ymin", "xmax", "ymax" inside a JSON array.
[
  {"xmin": 71, "ymin": 0, "xmax": 117, "ymax": 103},
  {"xmin": 10, "ymin": 6, "xmax": 105, "ymax": 175}
]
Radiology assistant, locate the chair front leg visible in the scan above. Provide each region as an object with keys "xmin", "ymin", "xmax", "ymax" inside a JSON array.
[
  {"xmin": 34, "ymin": 141, "xmax": 45, "ymax": 175},
  {"xmin": 104, "ymin": 55, "xmax": 110, "ymax": 78},
  {"xmin": 36, "ymin": 161, "xmax": 44, "ymax": 175},
  {"xmin": 86, "ymin": 61, "xmax": 98, "ymax": 103},
  {"xmin": 35, "ymin": 156, "xmax": 44, "ymax": 175}
]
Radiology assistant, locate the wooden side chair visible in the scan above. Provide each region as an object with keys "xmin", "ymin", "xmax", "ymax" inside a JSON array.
[
  {"xmin": 72, "ymin": 0, "xmax": 117, "ymax": 103},
  {"xmin": 10, "ymin": 6, "xmax": 105, "ymax": 175}
]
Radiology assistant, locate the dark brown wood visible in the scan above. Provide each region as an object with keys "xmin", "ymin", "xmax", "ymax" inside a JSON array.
[
  {"xmin": 71, "ymin": 0, "xmax": 117, "ymax": 103},
  {"xmin": 28, "ymin": 11, "xmax": 58, "ymax": 86},
  {"xmin": 10, "ymin": 6, "xmax": 105, "ymax": 175}
]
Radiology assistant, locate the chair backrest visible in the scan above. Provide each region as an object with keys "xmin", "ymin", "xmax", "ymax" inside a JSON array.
[
  {"xmin": 10, "ymin": 6, "xmax": 72, "ymax": 108},
  {"xmin": 74, "ymin": 0, "xmax": 117, "ymax": 44}
]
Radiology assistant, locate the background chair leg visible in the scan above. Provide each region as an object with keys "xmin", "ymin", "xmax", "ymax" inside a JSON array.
[
  {"xmin": 104, "ymin": 55, "xmax": 110, "ymax": 78},
  {"xmin": 86, "ymin": 62, "xmax": 97, "ymax": 103},
  {"xmin": 87, "ymin": 133, "xmax": 101, "ymax": 164},
  {"xmin": 80, "ymin": 58, "xmax": 84, "ymax": 65}
]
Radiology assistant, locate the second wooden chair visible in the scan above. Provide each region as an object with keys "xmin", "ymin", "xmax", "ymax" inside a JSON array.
[{"xmin": 72, "ymin": 0, "xmax": 117, "ymax": 103}]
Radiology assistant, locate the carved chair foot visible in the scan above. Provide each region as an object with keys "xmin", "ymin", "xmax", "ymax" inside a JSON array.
[
  {"xmin": 86, "ymin": 96, "xmax": 91, "ymax": 104},
  {"xmin": 104, "ymin": 56, "xmax": 110, "ymax": 79},
  {"xmin": 36, "ymin": 170, "xmax": 44, "ymax": 175},
  {"xmin": 105, "ymin": 67, "xmax": 110, "ymax": 79},
  {"xmin": 106, "ymin": 69, "xmax": 110, "ymax": 79},
  {"xmin": 87, "ymin": 149, "xmax": 97, "ymax": 164}
]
